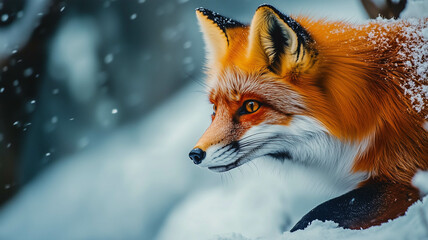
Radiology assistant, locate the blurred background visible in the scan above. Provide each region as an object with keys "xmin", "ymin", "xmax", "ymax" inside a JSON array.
[{"xmin": 0, "ymin": 0, "xmax": 418, "ymax": 239}]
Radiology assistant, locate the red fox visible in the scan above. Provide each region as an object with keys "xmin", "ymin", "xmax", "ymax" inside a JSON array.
[{"xmin": 189, "ymin": 4, "xmax": 428, "ymax": 231}]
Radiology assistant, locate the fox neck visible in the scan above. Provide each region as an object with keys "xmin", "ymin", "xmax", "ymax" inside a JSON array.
[{"xmin": 256, "ymin": 115, "xmax": 369, "ymax": 190}]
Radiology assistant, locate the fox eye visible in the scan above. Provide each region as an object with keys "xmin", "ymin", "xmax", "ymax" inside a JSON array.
[
  {"xmin": 242, "ymin": 100, "xmax": 261, "ymax": 114},
  {"xmin": 212, "ymin": 104, "xmax": 217, "ymax": 117}
]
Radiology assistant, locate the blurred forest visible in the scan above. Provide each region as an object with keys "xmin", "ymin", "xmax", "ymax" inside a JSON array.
[
  {"xmin": 0, "ymin": 0, "xmax": 407, "ymax": 208},
  {"xmin": 0, "ymin": 0, "xmax": 207, "ymax": 205}
]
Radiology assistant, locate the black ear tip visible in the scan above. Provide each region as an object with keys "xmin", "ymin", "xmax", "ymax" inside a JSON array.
[
  {"xmin": 196, "ymin": 7, "xmax": 210, "ymax": 15},
  {"xmin": 257, "ymin": 4, "xmax": 277, "ymax": 11},
  {"xmin": 195, "ymin": 7, "xmax": 246, "ymax": 29}
]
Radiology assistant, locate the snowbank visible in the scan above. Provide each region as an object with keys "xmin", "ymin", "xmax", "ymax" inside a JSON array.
[
  {"xmin": 183, "ymin": 171, "xmax": 428, "ymax": 240},
  {"xmin": 156, "ymin": 161, "xmax": 351, "ymax": 240}
]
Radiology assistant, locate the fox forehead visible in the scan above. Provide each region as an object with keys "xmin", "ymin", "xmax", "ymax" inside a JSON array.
[{"xmin": 208, "ymin": 68, "xmax": 305, "ymax": 115}]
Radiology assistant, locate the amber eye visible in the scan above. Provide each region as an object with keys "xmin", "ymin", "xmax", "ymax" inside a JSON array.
[{"xmin": 243, "ymin": 100, "xmax": 261, "ymax": 114}]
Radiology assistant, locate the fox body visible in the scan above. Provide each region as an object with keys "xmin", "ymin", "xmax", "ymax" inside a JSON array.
[{"xmin": 189, "ymin": 5, "xmax": 428, "ymax": 231}]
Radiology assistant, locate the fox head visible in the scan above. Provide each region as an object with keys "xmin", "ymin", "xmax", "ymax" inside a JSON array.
[{"xmin": 189, "ymin": 5, "xmax": 375, "ymax": 184}]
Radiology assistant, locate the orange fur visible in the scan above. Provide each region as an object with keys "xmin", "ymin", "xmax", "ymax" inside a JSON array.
[
  {"xmin": 291, "ymin": 18, "xmax": 428, "ymax": 183},
  {"xmin": 196, "ymin": 7, "xmax": 427, "ymax": 184}
]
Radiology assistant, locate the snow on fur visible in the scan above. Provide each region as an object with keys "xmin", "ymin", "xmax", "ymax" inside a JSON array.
[
  {"xmin": 396, "ymin": 18, "xmax": 427, "ymax": 116},
  {"xmin": 362, "ymin": 17, "xmax": 428, "ymax": 117},
  {"xmin": 396, "ymin": 0, "xmax": 428, "ymax": 118}
]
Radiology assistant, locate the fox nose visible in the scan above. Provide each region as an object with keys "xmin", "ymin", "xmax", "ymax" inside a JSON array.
[{"xmin": 189, "ymin": 148, "xmax": 206, "ymax": 165}]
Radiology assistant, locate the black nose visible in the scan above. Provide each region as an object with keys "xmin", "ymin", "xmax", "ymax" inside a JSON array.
[{"xmin": 189, "ymin": 148, "xmax": 206, "ymax": 165}]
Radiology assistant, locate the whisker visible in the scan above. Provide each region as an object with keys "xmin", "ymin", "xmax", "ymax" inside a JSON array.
[
  {"xmin": 220, "ymin": 174, "xmax": 226, "ymax": 185},
  {"xmin": 228, "ymin": 171, "xmax": 234, "ymax": 184},
  {"xmin": 211, "ymin": 144, "xmax": 234, "ymax": 160},
  {"xmin": 252, "ymin": 161, "xmax": 260, "ymax": 176},
  {"xmin": 207, "ymin": 130, "xmax": 323, "ymax": 165},
  {"xmin": 191, "ymin": 78, "xmax": 208, "ymax": 89}
]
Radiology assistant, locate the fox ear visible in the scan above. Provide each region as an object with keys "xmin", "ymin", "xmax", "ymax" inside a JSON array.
[
  {"xmin": 248, "ymin": 5, "xmax": 316, "ymax": 75},
  {"xmin": 196, "ymin": 8, "xmax": 244, "ymax": 62}
]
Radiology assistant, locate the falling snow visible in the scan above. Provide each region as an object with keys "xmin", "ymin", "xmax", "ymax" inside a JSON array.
[
  {"xmin": 183, "ymin": 41, "xmax": 192, "ymax": 49},
  {"xmin": 0, "ymin": 1, "xmax": 425, "ymax": 240},
  {"xmin": 104, "ymin": 53, "xmax": 114, "ymax": 64},
  {"xmin": 1, "ymin": 14, "xmax": 8, "ymax": 22},
  {"xmin": 51, "ymin": 116, "xmax": 58, "ymax": 124},
  {"xmin": 23, "ymin": 68, "xmax": 33, "ymax": 77}
]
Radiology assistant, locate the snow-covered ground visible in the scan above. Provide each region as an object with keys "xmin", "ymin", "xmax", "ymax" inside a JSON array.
[
  {"xmin": 0, "ymin": 81, "xmax": 351, "ymax": 240},
  {"xmin": 0, "ymin": 80, "xmax": 426, "ymax": 240},
  {"xmin": 0, "ymin": 1, "xmax": 427, "ymax": 240},
  {"xmin": 0, "ymin": 83, "xmax": 220, "ymax": 240}
]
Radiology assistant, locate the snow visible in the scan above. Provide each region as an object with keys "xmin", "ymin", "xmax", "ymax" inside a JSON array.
[
  {"xmin": 130, "ymin": 13, "xmax": 138, "ymax": 20},
  {"xmin": 413, "ymin": 171, "xmax": 428, "ymax": 195},
  {"xmin": 397, "ymin": 19, "xmax": 428, "ymax": 115},
  {"xmin": 183, "ymin": 41, "xmax": 192, "ymax": 49},
  {"xmin": 401, "ymin": 0, "xmax": 428, "ymax": 18},
  {"xmin": 281, "ymin": 201, "xmax": 428, "ymax": 240},
  {"xmin": 49, "ymin": 17, "xmax": 100, "ymax": 103},
  {"xmin": 196, "ymin": 7, "xmax": 245, "ymax": 31},
  {"xmin": 156, "ymin": 1, "xmax": 428, "ymax": 239},
  {"xmin": 0, "ymin": 1, "xmax": 426, "ymax": 240},
  {"xmin": 51, "ymin": 116, "xmax": 58, "ymax": 124},
  {"xmin": 400, "ymin": 1, "xmax": 428, "ymax": 116},
  {"xmin": 177, "ymin": 170, "xmax": 428, "ymax": 240},
  {"xmin": 23, "ymin": 68, "xmax": 34, "ymax": 77},
  {"xmin": 0, "ymin": 0, "xmax": 50, "ymax": 59},
  {"xmin": 0, "ymin": 83, "xmax": 217, "ymax": 240},
  {"xmin": 157, "ymin": 160, "xmax": 342, "ymax": 240},
  {"xmin": 104, "ymin": 53, "xmax": 114, "ymax": 64},
  {"xmin": 1, "ymin": 14, "xmax": 9, "ymax": 22},
  {"xmin": 363, "ymin": 16, "xmax": 427, "ymax": 117},
  {"xmin": 0, "ymin": 81, "xmax": 358, "ymax": 240}
]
